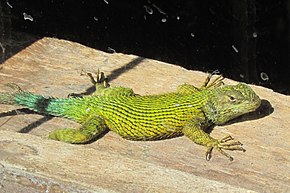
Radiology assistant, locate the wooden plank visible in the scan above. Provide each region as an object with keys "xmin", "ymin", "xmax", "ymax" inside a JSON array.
[{"xmin": 0, "ymin": 37, "xmax": 289, "ymax": 192}]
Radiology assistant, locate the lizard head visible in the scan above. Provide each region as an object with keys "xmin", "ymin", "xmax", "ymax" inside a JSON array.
[{"xmin": 206, "ymin": 83, "xmax": 261, "ymax": 125}]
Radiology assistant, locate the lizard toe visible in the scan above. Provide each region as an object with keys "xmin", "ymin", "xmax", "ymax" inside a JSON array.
[{"xmin": 205, "ymin": 136, "xmax": 246, "ymax": 161}]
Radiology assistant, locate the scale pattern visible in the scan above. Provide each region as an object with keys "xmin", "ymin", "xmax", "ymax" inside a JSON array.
[{"xmin": 0, "ymin": 75, "xmax": 261, "ymax": 161}]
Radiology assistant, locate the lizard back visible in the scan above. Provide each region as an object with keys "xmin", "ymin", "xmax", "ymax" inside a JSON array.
[{"xmin": 62, "ymin": 92, "xmax": 211, "ymax": 140}]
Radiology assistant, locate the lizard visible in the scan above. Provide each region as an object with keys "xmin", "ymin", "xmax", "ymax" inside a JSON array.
[{"xmin": 0, "ymin": 70, "xmax": 261, "ymax": 161}]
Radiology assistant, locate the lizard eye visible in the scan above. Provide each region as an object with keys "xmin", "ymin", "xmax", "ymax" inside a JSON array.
[{"xmin": 229, "ymin": 95, "xmax": 236, "ymax": 102}]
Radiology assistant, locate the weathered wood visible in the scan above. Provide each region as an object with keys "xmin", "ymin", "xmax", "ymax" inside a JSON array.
[{"xmin": 0, "ymin": 37, "xmax": 289, "ymax": 192}]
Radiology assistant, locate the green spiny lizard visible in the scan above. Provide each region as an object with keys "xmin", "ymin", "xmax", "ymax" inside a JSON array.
[{"xmin": 0, "ymin": 71, "xmax": 261, "ymax": 161}]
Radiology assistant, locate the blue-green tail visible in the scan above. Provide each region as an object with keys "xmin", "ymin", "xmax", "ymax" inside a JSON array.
[
  {"xmin": 0, "ymin": 91, "xmax": 55, "ymax": 116},
  {"xmin": 0, "ymin": 83, "xmax": 71, "ymax": 117},
  {"xmin": 0, "ymin": 83, "xmax": 100, "ymax": 123}
]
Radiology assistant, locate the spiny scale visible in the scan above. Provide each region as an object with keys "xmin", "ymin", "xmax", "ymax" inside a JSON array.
[{"xmin": 61, "ymin": 92, "xmax": 210, "ymax": 140}]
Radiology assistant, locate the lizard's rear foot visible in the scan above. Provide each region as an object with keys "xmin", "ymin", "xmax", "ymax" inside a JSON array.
[
  {"xmin": 68, "ymin": 69, "xmax": 110, "ymax": 97},
  {"xmin": 83, "ymin": 68, "xmax": 110, "ymax": 88},
  {"xmin": 49, "ymin": 128, "xmax": 92, "ymax": 144},
  {"xmin": 206, "ymin": 135, "xmax": 246, "ymax": 161}
]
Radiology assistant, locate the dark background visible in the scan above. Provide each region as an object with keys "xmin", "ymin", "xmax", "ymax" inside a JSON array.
[{"xmin": 0, "ymin": 0, "xmax": 289, "ymax": 94}]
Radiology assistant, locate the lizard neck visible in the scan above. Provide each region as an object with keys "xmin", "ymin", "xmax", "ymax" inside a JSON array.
[{"xmin": 200, "ymin": 91, "xmax": 220, "ymax": 124}]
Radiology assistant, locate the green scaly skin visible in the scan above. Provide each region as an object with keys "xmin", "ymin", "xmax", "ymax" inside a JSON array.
[{"xmin": 0, "ymin": 71, "xmax": 261, "ymax": 161}]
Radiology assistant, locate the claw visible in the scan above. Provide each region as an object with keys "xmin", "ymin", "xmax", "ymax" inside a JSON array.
[
  {"xmin": 219, "ymin": 141, "xmax": 243, "ymax": 147},
  {"xmin": 217, "ymin": 148, "xmax": 234, "ymax": 161},
  {"xmin": 206, "ymin": 135, "xmax": 246, "ymax": 161},
  {"xmin": 206, "ymin": 145, "xmax": 234, "ymax": 161},
  {"xmin": 202, "ymin": 71, "xmax": 225, "ymax": 89},
  {"xmin": 220, "ymin": 135, "xmax": 234, "ymax": 142},
  {"xmin": 68, "ymin": 69, "xmax": 110, "ymax": 97},
  {"xmin": 81, "ymin": 69, "xmax": 110, "ymax": 88},
  {"xmin": 206, "ymin": 147, "xmax": 214, "ymax": 161}
]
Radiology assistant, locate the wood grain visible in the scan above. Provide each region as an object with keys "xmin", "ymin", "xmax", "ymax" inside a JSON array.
[{"xmin": 0, "ymin": 37, "xmax": 289, "ymax": 192}]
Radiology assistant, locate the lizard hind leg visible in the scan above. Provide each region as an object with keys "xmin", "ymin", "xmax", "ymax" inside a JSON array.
[
  {"xmin": 88, "ymin": 69, "xmax": 137, "ymax": 97},
  {"xmin": 71, "ymin": 69, "xmax": 137, "ymax": 97},
  {"xmin": 85, "ymin": 68, "xmax": 110, "ymax": 92},
  {"xmin": 48, "ymin": 114, "xmax": 107, "ymax": 144},
  {"xmin": 68, "ymin": 69, "xmax": 110, "ymax": 97}
]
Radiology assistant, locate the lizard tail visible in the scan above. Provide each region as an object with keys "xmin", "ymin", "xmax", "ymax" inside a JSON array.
[
  {"xmin": 0, "ymin": 91, "xmax": 17, "ymax": 105},
  {"xmin": 0, "ymin": 83, "xmax": 25, "ymax": 105},
  {"xmin": 0, "ymin": 83, "xmax": 68, "ymax": 117},
  {"xmin": 0, "ymin": 83, "xmax": 93, "ymax": 122}
]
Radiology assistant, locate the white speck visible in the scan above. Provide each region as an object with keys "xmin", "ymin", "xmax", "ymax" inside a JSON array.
[
  {"xmin": 190, "ymin": 33, "xmax": 195, "ymax": 38},
  {"xmin": 175, "ymin": 103, "xmax": 180, "ymax": 107},
  {"xmin": 232, "ymin": 45, "xmax": 239, "ymax": 53},
  {"xmin": 152, "ymin": 3, "xmax": 167, "ymax": 15},
  {"xmin": 144, "ymin": 5, "xmax": 153, "ymax": 15},
  {"xmin": 143, "ymin": 15, "xmax": 147, "ymax": 20},
  {"xmin": 93, "ymin": 17, "xmax": 98, "ymax": 21},
  {"xmin": 86, "ymin": 108, "xmax": 90, "ymax": 112},
  {"xmin": 176, "ymin": 16, "xmax": 180, "ymax": 20},
  {"xmin": 187, "ymin": 104, "xmax": 193, "ymax": 107},
  {"xmin": 161, "ymin": 18, "xmax": 167, "ymax": 22},
  {"xmin": 167, "ymin": 127, "xmax": 175, "ymax": 132},
  {"xmin": 23, "ymin": 12, "xmax": 33, "ymax": 21},
  {"xmin": 0, "ymin": 42, "xmax": 5, "ymax": 61},
  {"xmin": 209, "ymin": 8, "xmax": 215, "ymax": 15},
  {"xmin": 212, "ymin": 69, "xmax": 220, "ymax": 74},
  {"xmin": 103, "ymin": 0, "xmax": 109, "ymax": 4},
  {"xmin": 6, "ymin": 1, "xmax": 13, "ymax": 8},
  {"xmin": 0, "ymin": 42, "xmax": 5, "ymax": 53},
  {"xmin": 253, "ymin": 32, "xmax": 258, "ymax": 38},
  {"xmin": 240, "ymin": 74, "xmax": 245, "ymax": 78},
  {"xmin": 260, "ymin": 72, "xmax": 269, "ymax": 81},
  {"xmin": 107, "ymin": 47, "xmax": 116, "ymax": 53}
]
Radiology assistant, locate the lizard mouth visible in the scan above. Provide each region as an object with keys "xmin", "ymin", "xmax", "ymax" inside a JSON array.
[{"xmin": 250, "ymin": 92, "xmax": 261, "ymax": 111}]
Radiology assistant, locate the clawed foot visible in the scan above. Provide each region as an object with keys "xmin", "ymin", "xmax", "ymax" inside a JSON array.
[
  {"xmin": 206, "ymin": 135, "xmax": 246, "ymax": 161},
  {"xmin": 49, "ymin": 128, "xmax": 89, "ymax": 144},
  {"xmin": 81, "ymin": 69, "xmax": 110, "ymax": 88},
  {"xmin": 68, "ymin": 69, "xmax": 110, "ymax": 97},
  {"xmin": 202, "ymin": 70, "xmax": 225, "ymax": 89}
]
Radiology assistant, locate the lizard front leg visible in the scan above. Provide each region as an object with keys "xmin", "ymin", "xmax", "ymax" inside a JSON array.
[
  {"xmin": 182, "ymin": 120, "xmax": 245, "ymax": 161},
  {"xmin": 201, "ymin": 70, "xmax": 225, "ymax": 89}
]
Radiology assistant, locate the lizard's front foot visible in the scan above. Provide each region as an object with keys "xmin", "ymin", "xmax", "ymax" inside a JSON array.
[
  {"xmin": 206, "ymin": 135, "xmax": 246, "ymax": 161},
  {"xmin": 201, "ymin": 70, "xmax": 225, "ymax": 89}
]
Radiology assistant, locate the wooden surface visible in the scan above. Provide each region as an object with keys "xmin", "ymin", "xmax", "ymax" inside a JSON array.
[{"xmin": 0, "ymin": 37, "xmax": 289, "ymax": 193}]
